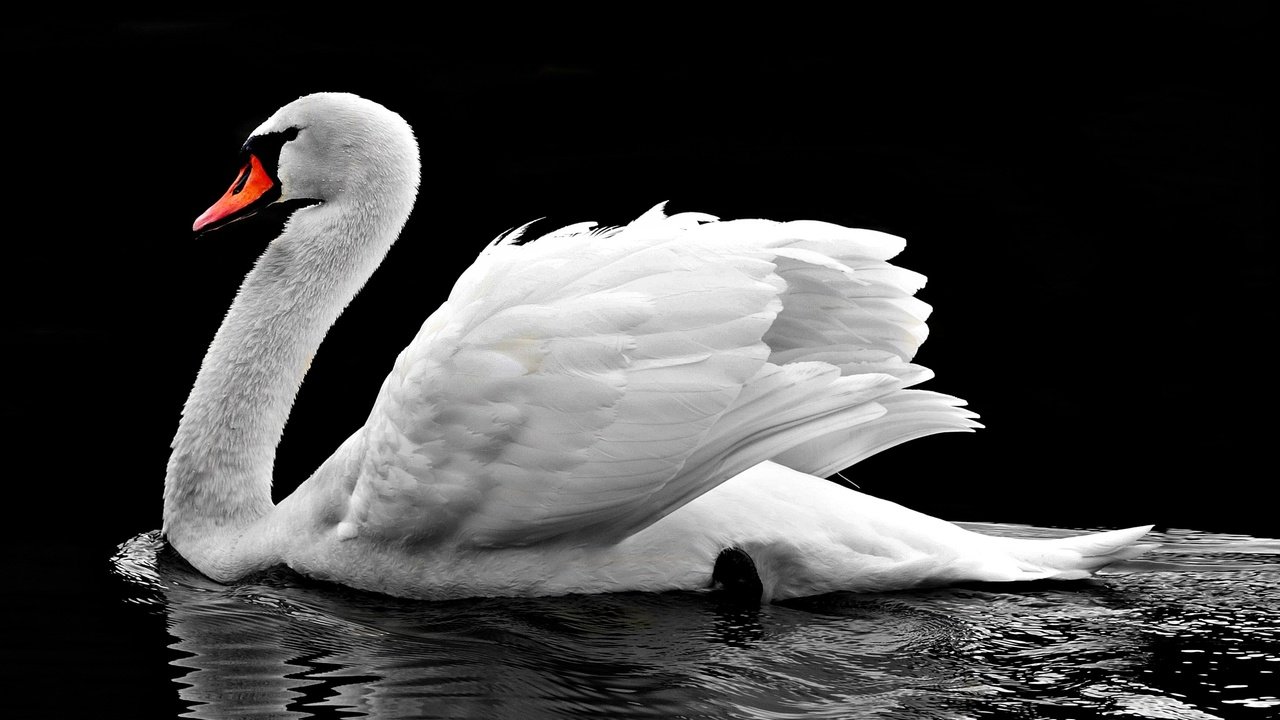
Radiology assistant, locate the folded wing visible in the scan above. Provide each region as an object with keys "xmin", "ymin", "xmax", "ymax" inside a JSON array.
[{"xmin": 329, "ymin": 204, "xmax": 975, "ymax": 547}]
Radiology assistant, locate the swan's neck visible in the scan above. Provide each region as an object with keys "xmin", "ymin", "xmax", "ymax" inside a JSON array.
[{"xmin": 164, "ymin": 170, "xmax": 416, "ymax": 576}]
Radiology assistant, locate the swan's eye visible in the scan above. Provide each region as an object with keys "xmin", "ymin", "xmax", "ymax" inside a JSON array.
[
  {"xmin": 233, "ymin": 126, "xmax": 305, "ymax": 196},
  {"xmin": 242, "ymin": 126, "xmax": 304, "ymax": 167}
]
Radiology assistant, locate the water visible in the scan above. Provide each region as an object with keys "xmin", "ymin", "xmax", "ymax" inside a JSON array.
[{"xmin": 108, "ymin": 525, "xmax": 1280, "ymax": 719}]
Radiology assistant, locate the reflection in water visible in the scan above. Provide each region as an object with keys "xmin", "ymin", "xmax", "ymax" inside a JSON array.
[{"xmin": 113, "ymin": 526, "xmax": 1280, "ymax": 719}]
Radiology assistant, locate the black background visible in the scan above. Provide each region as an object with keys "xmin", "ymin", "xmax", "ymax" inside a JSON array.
[{"xmin": 2, "ymin": 7, "xmax": 1272, "ymax": 714}]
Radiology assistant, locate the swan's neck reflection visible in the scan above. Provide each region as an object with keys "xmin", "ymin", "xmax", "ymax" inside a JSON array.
[{"xmin": 125, "ymin": 533, "xmax": 785, "ymax": 718}]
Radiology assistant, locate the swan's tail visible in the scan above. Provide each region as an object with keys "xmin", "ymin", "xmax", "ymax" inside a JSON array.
[{"xmin": 999, "ymin": 525, "xmax": 1158, "ymax": 581}]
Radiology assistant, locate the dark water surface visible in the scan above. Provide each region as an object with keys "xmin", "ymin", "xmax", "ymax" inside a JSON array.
[{"xmin": 106, "ymin": 525, "xmax": 1278, "ymax": 719}]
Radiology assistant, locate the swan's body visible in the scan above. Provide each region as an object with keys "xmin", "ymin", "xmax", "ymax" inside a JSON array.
[{"xmin": 164, "ymin": 92, "xmax": 1153, "ymax": 602}]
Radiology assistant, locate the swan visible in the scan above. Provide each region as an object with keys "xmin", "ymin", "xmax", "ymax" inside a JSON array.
[{"xmin": 164, "ymin": 92, "xmax": 1154, "ymax": 602}]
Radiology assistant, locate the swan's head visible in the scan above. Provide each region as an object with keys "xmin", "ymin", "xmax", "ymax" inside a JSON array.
[{"xmin": 194, "ymin": 92, "xmax": 420, "ymax": 233}]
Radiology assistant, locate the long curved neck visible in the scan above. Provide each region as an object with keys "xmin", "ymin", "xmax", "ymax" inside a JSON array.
[{"xmin": 163, "ymin": 164, "xmax": 417, "ymax": 576}]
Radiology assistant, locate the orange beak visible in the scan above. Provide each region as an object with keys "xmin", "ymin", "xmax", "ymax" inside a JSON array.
[{"xmin": 193, "ymin": 153, "xmax": 277, "ymax": 233}]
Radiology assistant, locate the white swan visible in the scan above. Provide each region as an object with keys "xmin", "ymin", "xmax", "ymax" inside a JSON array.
[{"xmin": 164, "ymin": 92, "xmax": 1154, "ymax": 602}]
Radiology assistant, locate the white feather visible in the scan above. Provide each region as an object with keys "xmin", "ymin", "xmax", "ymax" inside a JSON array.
[{"xmin": 163, "ymin": 93, "xmax": 1155, "ymax": 601}]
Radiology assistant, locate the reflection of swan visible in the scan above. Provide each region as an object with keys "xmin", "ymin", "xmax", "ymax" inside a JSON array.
[
  {"xmin": 119, "ymin": 532, "xmax": 958, "ymax": 719},
  {"xmin": 164, "ymin": 92, "xmax": 1153, "ymax": 602},
  {"xmin": 118, "ymin": 529, "xmax": 1231, "ymax": 719}
]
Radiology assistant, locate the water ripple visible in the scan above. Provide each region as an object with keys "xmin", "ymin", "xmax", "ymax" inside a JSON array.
[{"xmin": 112, "ymin": 527, "xmax": 1280, "ymax": 719}]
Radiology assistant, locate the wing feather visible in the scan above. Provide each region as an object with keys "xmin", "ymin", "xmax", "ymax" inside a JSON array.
[{"xmin": 326, "ymin": 205, "xmax": 968, "ymax": 547}]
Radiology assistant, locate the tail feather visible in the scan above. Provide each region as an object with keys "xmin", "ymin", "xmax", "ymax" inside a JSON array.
[{"xmin": 1005, "ymin": 525, "xmax": 1158, "ymax": 580}]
